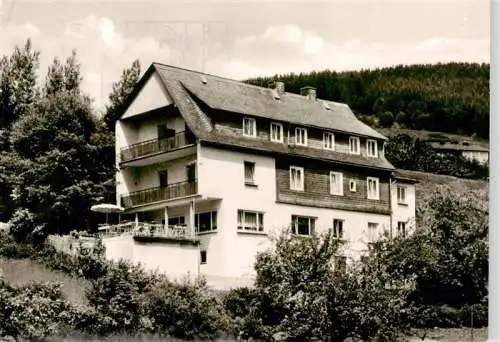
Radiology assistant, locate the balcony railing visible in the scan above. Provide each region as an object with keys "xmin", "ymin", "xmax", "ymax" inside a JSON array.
[
  {"xmin": 98, "ymin": 222, "xmax": 196, "ymax": 241},
  {"xmin": 120, "ymin": 131, "xmax": 195, "ymax": 163},
  {"xmin": 121, "ymin": 180, "xmax": 197, "ymax": 208}
]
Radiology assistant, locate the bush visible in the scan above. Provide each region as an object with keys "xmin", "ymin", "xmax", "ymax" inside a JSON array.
[
  {"xmin": 0, "ymin": 231, "xmax": 35, "ymax": 259},
  {"xmin": 8, "ymin": 208, "xmax": 39, "ymax": 243},
  {"xmin": 379, "ymin": 111, "xmax": 395, "ymax": 127},
  {"xmin": 0, "ymin": 281, "xmax": 77, "ymax": 341},
  {"xmin": 144, "ymin": 278, "xmax": 232, "ymax": 340}
]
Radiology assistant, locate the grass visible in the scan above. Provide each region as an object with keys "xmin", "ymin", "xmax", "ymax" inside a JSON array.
[{"xmin": 0, "ymin": 257, "xmax": 89, "ymax": 306}]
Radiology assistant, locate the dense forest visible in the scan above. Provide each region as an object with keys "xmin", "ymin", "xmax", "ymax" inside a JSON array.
[{"xmin": 245, "ymin": 63, "xmax": 490, "ymax": 139}]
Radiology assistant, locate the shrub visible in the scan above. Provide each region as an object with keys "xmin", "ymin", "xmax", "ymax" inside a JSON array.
[
  {"xmin": 0, "ymin": 281, "xmax": 76, "ymax": 341},
  {"xmin": 378, "ymin": 111, "xmax": 395, "ymax": 127},
  {"xmin": 144, "ymin": 278, "xmax": 233, "ymax": 340},
  {"xmin": 8, "ymin": 208, "xmax": 38, "ymax": 243}
]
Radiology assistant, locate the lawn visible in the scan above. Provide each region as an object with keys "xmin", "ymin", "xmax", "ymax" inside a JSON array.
[{"xmin": 0, "ymin": 257, "xmax": 89, "ymax": 306}]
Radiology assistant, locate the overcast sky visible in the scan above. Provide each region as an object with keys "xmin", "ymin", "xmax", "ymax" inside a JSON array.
[{"xmin": 0, "ymin": 0, "xmax": 490, "ymax": 111}]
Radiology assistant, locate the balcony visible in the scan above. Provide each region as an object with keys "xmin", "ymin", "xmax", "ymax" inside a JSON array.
[
  {"xmin": 98, "ymin": 222, "xmax": 197, "ymax": 242},
  {"xmin": 121, "ymin": 180, "xmax": 197, "ymax": 208},
  {"xmin": 120, "ymin": 131, "xmax": 196, "ymax": 167}
]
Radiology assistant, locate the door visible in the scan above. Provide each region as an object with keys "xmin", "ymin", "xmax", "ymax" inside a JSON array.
[
  {"xmin": 157, "ymin": 125, "xmax": 176, "ymax": 150},
  {"xmin": 186, "ymin": 164, "xmax": 196, "ymax": 183},
  {"xmin": 159, "ymin": 170, "xmax": 168, "ymax": 188}
]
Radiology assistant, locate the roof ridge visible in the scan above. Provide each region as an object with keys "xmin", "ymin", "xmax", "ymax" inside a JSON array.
[{"xmin": 152, "ymin": 62, "xmax": 346, "ymax": 105}]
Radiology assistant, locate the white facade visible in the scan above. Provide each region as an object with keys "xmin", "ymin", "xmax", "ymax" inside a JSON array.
[{"xmin": 109, "ymin": 68, "xmax": 417, "ymax": 289}]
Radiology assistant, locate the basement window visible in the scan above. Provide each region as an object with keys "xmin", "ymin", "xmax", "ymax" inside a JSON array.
[{"xmin": 200, "ymin": 250, "xmax": 207, "ymax": 264}]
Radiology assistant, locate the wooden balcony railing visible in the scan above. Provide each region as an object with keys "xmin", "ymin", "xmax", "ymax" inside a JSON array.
[
  {"xmin": 120, "ymin": 131, "xmax": 195, "ymax": 163},
  {"xmin": 121, "ymin": 180, "xmax": 197, "ymax": 208}
]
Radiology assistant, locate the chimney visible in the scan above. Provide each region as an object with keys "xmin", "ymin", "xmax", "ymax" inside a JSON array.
[
  {"xmin": 300, "ymin": 86, "xmax": 316, "ymax": 100},
  {"xmin": 268, "ymin": 81, "xmax": 285, "ymax": 95}
]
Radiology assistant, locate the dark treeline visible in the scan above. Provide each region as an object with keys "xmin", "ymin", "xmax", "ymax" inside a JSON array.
[{"xmin": 245, "ymin": 62, "xmax": 490, "ymax": 139}]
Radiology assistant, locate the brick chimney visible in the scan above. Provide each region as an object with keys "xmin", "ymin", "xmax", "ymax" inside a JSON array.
[
  {"xmin": 300, "ymin": 86, "xmax": 316, "ymax": 100},
  {"xmin": 268, "ymin": 81, "xmax": 285, "ymax": 95}
]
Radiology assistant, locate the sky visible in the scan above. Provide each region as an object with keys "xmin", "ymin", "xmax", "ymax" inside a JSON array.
[{"xmin": 0, "ymin": 0, "xmax": 491, "ymax": 111}]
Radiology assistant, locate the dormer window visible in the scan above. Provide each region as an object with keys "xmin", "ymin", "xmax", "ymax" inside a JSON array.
[
  {"xmin": 367, "ymin": 139, "xmax": 378, "ymax": 157},
  {"xmin": 323, "ymin": 132, "xmax": 335, "ymax": 150},
  {"xmin": 270, "ymin": 122, "xmax": 284, "ymax": 143},
  {"xmin": 243, "ymin": 117, "xmax": 256, "ymax": 137},
  {"xmin": 295, "ymin": 127, "xmax": 308, "ymax": 146},
  {"xmin": 349, "ymin": 136, "xmax": 360, "ymax": 154}
]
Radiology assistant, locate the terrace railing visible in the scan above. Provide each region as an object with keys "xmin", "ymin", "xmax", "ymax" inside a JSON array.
[
  {"xmin": 98, "ymin": 222, "xmax": 196, "ymax": 241},
  {"xmin": 120, "ymin": 131, "xmax": 195, "ymax": 163},
  {"xmin": 121, "ymin": 180, "xmax": 197, "ymax": 208}
]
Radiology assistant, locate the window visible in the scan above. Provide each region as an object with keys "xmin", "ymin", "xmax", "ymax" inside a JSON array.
[
  {"xmin": 397, "ymin": 221, "xmax": 406, "ymax": 237},
  {"xmin": 323, "ymin": 132, "xmax": 335, "ymax": 150},
  {"xmin": 349, "ymin": 179, "xmax": 357, "ymax": 192},
  {"xmin": 243, "ymin": 117, "xmax": 256, "ymax": 137},
  {"xmin": 349, "ymin": 136, "xmax": 360, "ymax": 154},
  {"xmin": 367, "ymin": 139, "xmax": 378, "ymax": 157},
  {"xmin": 168, "ymin": 216, "xmax": 185, "ymax": 226},
  {"xmin": 332, "ymin": 219, "xmax": 344, "ymax": 239},
  {"xmin": 397, "ymin": 186, "xmax": 406, "ymax": 204},
  {"xmin": 334, "ymin": 256, "xmax": 347, "ymax": 274},
  {"xmin": 270, "ymin": 122, "xmax": 284, "ymax": 143},
  {"xmin": 295, "ymin": 127, "xmax": 308, "ymax": 146},
  {"xmin": 195, "ymin": 211, "xmax": 217, "ymax": 233},
  {"xmin": 290, "ymin": 166, "xmax": 304, "ymax": 191},
  {"xmin": 367, "ymin": 222, "xmax": 379, "ymax": 242},
  {"xmin": 329, "ymin": 172, "xmax": 343, "ymax": 196},
  {"xmin": 367, "ymin": 177, "xmax": 380, "ymax": 200},
  {"xmin": 237, "ymin": 210, "xmax": 264, "ymax": 232},
  {"xmin": 158, "ymin": 170, "xmax": 168, "ymax": 188},
  {"xmin": 200, "ymin": 250, "xmax": 207, "ymax": 264},
  {"xmin": 244, "ymin": 161, "xmax": 256, "ymax": 185},
  {"xmin": 291, "ymin": 215, "xmax": 315, "ymax": 236}
]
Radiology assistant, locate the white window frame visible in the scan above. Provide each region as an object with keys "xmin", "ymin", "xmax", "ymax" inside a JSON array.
[
  {"xmin": 295, "ymin": 127, "xmax": 308, "ymax": 146},
  {"xmin": 349, "ymin": 179, "xmax": 357, "ymax": 192},
  {"xmin": 195, "ymin": 211, "xmax": 217, "ymax": 233},
  {"xmin": 237, "ymin": 210, "xmax": 264, "ymax": 232},
  {"xmin": 367, "ymin": 177, "xmax": 380, "ymax": 200},
  {"xmin": 367, "ymin": 222, "xmax": 379, "ymax": 242},
  {"xmin": 290, "ymin": 166, "xmax": 304, "ymax": 191},
  {"xmin": 323, "ymin": 132, "xmax": 335, "ymax": 150},
  {"xmin": 349, "ymin": 136, "xmax": 360, "ymax": 155},
  {"xmin": 329, "ymin": 171, "xmax": 343, "ymax": 196},
  {"xmin": 397, "ymin": 186, "xmax": 407, "ymax": 204},
  {"xmin": 244, "ymin": 161, "xmax": 256, "ymax": 185},
  {"xmin": 366, "ymin": 139, "xmax": 378, "ymax": 157},
  {"xmin": 332, "ymin": 219, "xmax": 344, "ymax": 239},
  {"xmin": 242, "ymin": 117, "xmax": 256, "ymax": 137},
  {"xmin": 270, "ymin": 122, "xmax": 284, "ymax": 143},
  {"xmin": 291, "ymin": 215, "xmax": 315, "ymax": 236},
  {"xmin": 397, "ymin": 221, "xmax": 406, "ymax": 238}
]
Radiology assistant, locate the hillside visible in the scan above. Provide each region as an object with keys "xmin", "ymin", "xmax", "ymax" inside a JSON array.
[{"xmin": 244, "ymin": 62, "xmax": 489, "ymax": 139}]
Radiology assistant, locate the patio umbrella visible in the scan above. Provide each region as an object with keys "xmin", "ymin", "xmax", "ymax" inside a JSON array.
[{"xmin": 90, "ymin": 203, "xmax": 125, "ymax": 224}]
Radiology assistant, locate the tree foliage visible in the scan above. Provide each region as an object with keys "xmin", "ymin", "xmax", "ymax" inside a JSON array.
[
  {"xmin": 385, "ymin": 134, "xmax": 488, "ymax": 179},
  {"xmin": 245, "ymin": 62, "xmax": 490, "ymax": 138},
  {"xmin": 370, "ymin": 186, "xmax": 488, "ymax": 327},
  {"xmin": 103, "ymin": 59, "xmax": 141, "ymax": 131}
]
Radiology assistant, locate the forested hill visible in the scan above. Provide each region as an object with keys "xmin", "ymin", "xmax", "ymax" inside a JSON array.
[{"xmin": 244, "ymin": 62, "xmax": 490, "ymax": 139}]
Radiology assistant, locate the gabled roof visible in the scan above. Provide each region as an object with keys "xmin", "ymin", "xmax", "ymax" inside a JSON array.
[
  {"xmin": 152, "ymin": 63, "xmax": 387, "ymax": 140},
  {"xmin": 120, "ymin": 63, "xmax": 394, "ymax": 171}
]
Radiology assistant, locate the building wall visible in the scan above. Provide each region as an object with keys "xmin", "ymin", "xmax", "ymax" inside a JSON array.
[
  {"xmin": 462, "ymin": 151, "xmax": 489, "ymax": 165},
  {"xmin": 211, "ymin": 111, "xmax": 385, "ymax": 158},
  {"xmin": 133, "ymin": 240, "xmax": 199, "ymax": 281},
  {"xmin": 197, "ymin": 145, "xmax": 391, "ymax": 281},
  {"xmin": 104, "ymin": 235, "xmax": 135, "ymax": 262},
  {"xmin": 391, "ymin": 180, "xmax": 417, "ymax": 235},
  {"xmin": 275, "ymin": 157, "xmax": 391, "ymax": 214}
]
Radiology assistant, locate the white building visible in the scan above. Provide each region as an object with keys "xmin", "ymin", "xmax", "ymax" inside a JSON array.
[{"xmin": 106, "ymin": 63, "xmax": 417, "ymax": 289}]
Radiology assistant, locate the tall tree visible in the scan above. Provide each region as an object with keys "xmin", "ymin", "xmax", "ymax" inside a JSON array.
[
  {"xmin": 103, "ymin": 59, "xmax": 141, "ymax": 131},
  {"xmin": 7, "ymin": 51, "xmax": 106, "ymax": 240}
]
